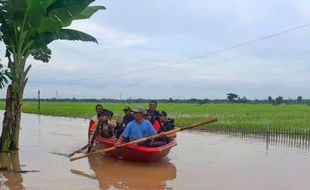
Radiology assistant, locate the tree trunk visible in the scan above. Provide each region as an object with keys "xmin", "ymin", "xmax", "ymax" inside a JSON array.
[
  {"xmin": 0, "ymin": 79, "xmax": 26, "ymax": 152},
  {"xmin": 0, "ymin": 54, "xmax": 27, "ymax": 152},
  {"xmin": 0, "ymin": 25, "xmax": 30, "ymax": 152}
]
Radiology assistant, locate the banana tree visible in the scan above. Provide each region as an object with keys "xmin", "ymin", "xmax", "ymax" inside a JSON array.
[
  {"xmin": 0, "ymin": 64, "xmax": 8, "ymax": 89},
  {"xmin": 0, "ymin": 0, "xmax": 104, "ymax": 152}
]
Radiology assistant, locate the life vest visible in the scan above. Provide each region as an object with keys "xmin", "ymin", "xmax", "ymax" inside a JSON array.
[
  {"xmin": 88, "ymin": 115, "xmax": 99, "ymax": 138},
  {"xmin": 90, "ymin": 122, "xmax": 113, "ymax": 139},
  {"xmin": 98, "ymin": 123, "xmax": 113, "ymax": 138},
  {"xmin": 153, "ymin": 120, "xmax": 161, "ymax": 131}
]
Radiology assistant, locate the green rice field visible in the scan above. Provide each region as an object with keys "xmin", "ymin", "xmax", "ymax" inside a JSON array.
[{"xmin": 0, "ymin": 101, "xmax": 309, "ymax": 131}]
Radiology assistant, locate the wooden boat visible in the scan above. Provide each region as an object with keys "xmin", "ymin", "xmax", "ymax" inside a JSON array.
[{"xmin": 95, "ymin": 136, "xmax": 177, "ymax": 162}]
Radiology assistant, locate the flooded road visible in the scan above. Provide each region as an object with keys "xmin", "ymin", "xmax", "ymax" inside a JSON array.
[{"xmin": 0, "ymin": 112, "xmax": 309, "ymax": 190}]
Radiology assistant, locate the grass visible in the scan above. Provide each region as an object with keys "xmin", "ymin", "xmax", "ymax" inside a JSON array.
[{"xmin": 0, "ymin": 101, "xmax": 309, "ymax": 131}]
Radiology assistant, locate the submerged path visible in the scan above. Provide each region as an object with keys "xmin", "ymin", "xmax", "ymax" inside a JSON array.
[{"xmin": 0, "ymin": 112, "xmax": 309, "ymax": 190}]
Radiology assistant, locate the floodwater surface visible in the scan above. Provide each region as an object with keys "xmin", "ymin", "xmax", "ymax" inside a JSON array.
[{"xmin": 0, "ymin": 112, "xmax": 309, "ymax": 190}]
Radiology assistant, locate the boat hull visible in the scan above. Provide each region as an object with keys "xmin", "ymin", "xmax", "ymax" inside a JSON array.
[{"xmin": 95, "ymin": 136, "xmax": 177, "ymax": 162}]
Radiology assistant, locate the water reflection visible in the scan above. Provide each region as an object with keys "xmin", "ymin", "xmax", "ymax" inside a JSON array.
[
  {"xmin": 71, "ymin": 156, "xmax": 176, "ymax": 190},
  {"xmin": 0, "ymin": 152, "xmax": 24, "ymax": 190}
]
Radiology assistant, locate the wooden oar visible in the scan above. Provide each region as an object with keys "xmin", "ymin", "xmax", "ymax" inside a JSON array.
[
  {"xmin": 67, "ymin": 144, "xmax": 89, "ymax": 157},
  {"xmin": 70, "ymin": 118, "xmax": 217, "ymax": 162}
]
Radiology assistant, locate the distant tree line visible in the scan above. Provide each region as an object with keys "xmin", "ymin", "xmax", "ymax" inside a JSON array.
[
  {"xmin": 0, "ymin": 93, "xmax": 308, "ymax": 105},
  {"xmin": 225, "ymin": 93, "xmax": 309, "ymax": 105}
]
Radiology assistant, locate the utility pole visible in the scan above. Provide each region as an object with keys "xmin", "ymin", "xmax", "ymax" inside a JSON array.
[
  {"xmin": 56, "ymin": 90, "xmax": 59, "ymax": 100},
  {"xmin": 38, "ymin": 90, "xmax": 41, "ymax": 111}
]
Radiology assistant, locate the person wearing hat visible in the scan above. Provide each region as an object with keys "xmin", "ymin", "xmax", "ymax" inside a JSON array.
[
  {"xmin": 157, "ymin": 111, "xmax": 176, "ymax": 143},
  {"xmin": 159, "ymin": 111, "xmax": 175, "ymax": 133},
  {"xmin": 115, "ymin": 107, "xmax": 163, "ymax": 147},
  {"xmin": 89, "ymin": 110, "xmax": 114, "ymax": 144}
]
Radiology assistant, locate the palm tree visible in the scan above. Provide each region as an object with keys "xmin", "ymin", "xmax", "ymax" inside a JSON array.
[{"xmin": 0, "ymin": 0, "xmax": 104, "ymax": 152}]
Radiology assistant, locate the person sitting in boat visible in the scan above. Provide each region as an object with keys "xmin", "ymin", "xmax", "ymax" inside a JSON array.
[
  {"xmin": 147, "ymin": 100, "xmax": 160, "ymax": 122},
  {"xmin": 158, "ymin": 111, "xmax": 175, "ymax": 133},
  {"xmin": 115, "ymin": 106, "xmax": 135, "ymax": 139},
  {"xmin": 89, "ymin": 111, "xmax": 114, "ymax": 143},
  {"xmin": 115, "ymin": 107, "xmax": 166, "ymax": 147},
  {"xmin": 122, "ymin": 106, "xmax": 134, "ymax": 127},
  {"xmin": 158, "ymin": 111, "xmax": 176, "ymax": 143},
  {"xmin": 107, "ymin": 110, "xmax": 117, "ymax": 128},
  {"xmin": 144, "ymin": 110, "xmax": 161, "ymax": 132},
  {"xmin": 88, "ymin": 104, "xmax": 105, "ymax": 139}
]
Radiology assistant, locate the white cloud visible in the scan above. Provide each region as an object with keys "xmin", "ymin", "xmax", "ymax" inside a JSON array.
[
  {"xmin": 69, "ymin": 21, "xmax": 149, "ymax": 47},
  {"xmin": 300, "ymin": 0, "xmax": 310, "ymax": 16},
  {"xmin": 2, "ymin": 0, "xmax": 310, "ymax": 99}
]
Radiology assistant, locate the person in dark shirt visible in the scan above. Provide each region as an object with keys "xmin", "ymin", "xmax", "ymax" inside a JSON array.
[
  {"xmin": 158, "ymin": 111, "xmax": 175, "ymax": 143},
  {"xmin": 148, "ymin": 100, "xmax": 160, "ymax": 122},
  {"xmin": 114, "ymin": 106, "xmax": 134, "ymax": 139},
  {"xmin": 122, "ymin": 106, "xmax": 134, "ymax": 126},
  {"xmin": 158, "ymin": 111, "xmax": 175, "ymax": 133}
]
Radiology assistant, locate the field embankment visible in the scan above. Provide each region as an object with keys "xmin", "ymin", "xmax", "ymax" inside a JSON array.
[{"xmin": 0, "ymin": 101, "xmax": 309, "ymax": 131}]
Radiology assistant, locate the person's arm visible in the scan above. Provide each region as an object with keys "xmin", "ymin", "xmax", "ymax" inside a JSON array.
[
  {"xmin": 115, "ymin": 124, "xmax": 130, "ymax": 146},
  {"xmin": 115, "ymin": 135, "xmax": 125, "ymax": 147},
  {"xmin": 88, "ymin": 125, "xmax": 99, "ymax": 147},
  {"xmin": 89, "ymin": 120, "xmax": 95, "ymax": 129},
  {"xmin": 88, "ymin": 123, "xmax": 98, "ymax": 143},
  {"xmin": 109, "ymin": 125, "xmax": 117, "ymax": 135}
]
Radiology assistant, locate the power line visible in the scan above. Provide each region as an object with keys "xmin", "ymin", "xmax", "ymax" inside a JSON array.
[{"xmin": 27, "ymin": 23, "xmax": 310, "ymax": 83}]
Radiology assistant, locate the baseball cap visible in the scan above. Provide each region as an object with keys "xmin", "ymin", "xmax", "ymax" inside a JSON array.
[
  {"xmin": 123, "ymin": 106, "xmax": 132, "ymax": 111},
  {"xmin": 97, "ymin": 110, "xmax": 109, "ymax": 117},
  {"xmin": 160, "ymin": 111, "xmax": 167, "ymax": 117},
  {"xmin": 133, "ymin": 107, "xmax": 146, "ymax": 114}
]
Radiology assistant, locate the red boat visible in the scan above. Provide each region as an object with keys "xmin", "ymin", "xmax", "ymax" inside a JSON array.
[{"xmin": 95, "ymin": 136, "xmax": 177, "ymax": 162}]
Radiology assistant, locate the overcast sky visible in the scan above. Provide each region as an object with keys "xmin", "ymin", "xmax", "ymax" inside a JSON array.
[{"xmin": 1, "ymin": 0, "xmax": 310, "ymax": 99}]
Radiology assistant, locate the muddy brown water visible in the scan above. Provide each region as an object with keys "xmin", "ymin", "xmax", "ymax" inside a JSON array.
[{"xmin": 0, "ymin": 112, "xmax": 309, "ymax": 190}]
